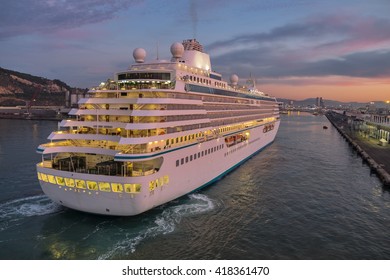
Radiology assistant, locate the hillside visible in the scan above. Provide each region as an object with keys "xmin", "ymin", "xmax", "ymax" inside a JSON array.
[{"xmin": 0, "ymin": 67, "xmax": 85, "ymax": 106}]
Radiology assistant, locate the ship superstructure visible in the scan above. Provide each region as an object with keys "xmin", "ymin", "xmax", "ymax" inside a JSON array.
[{"xmin": 36, "ymin": 39, "xmax": 280, "ymax": 215}]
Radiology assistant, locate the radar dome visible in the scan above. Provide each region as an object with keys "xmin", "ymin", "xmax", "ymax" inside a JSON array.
[
  {"xmin": 133, "ymin": 48, "xmax": 146, "ymax": 63},
  {"xmin": 170, "ymin": 42, "xmax": 184, "ymax": 59},
  {"xmin": 230, "ymin": 74, "xmax": 239, "ymax": 85}
]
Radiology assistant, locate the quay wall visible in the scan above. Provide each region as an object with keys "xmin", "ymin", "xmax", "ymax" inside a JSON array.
[
  {"xmin": 0, "ymin": 106, "xmax": 69, "ymax": 121},
  {"xmin": 325, "ymin": 111, "xmax": 390, "ymax": 187}
]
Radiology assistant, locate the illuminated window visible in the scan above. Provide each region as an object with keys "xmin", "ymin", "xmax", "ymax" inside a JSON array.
[
  {"xmin": 124, "ymin": 184, "xmax": 132, "ymax": 193},
  {"xmin": 98, "ymin": 182, "xmax": 111, "ymax": 192},
  {"xmin": 64, "ymin": 178, "xmax": 75, "ymax": 187},
  {"xmin": 111, "ymin": 183, "xmax": 123, "ymax": 192},
  {"xmin": 163, "ymin": 175, "xmax": 169, "ymax": 185},
  {"xmin": 149, "ymin": 181, "xmax": 156, "ymax": 191},
  {"xmin": 124, "ymin": 183, "xmax": 141, "ymax": 193},
  {"xmin": 47, "ymin": 175, "xmax": 56, "ymax": 184},
  {"xmin": 37, "ymin": 172, "xmax": 42, "ymax": 181},
  {"xmin": 41, "ymin": 173, "xmax": 48, "ymax": 182},
  {"xmin": 75, "ymin": 179, "xmax": 86, "ymax": 189},
  {"xmin": 87, "ymin": 181, "xmax": 98, "ymax": 191},
  {"xmin": 158, "ymin": 177, "xmax": 164, "ymax": 186},
  {"xmin": 56, "ymin": 176, "xmax": 65, "ymax": 186}
]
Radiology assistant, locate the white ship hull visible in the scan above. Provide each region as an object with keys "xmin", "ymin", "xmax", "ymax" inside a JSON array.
[{"xmin": 37, "ymin": 121, "xmax": 279, "ymax": 216}]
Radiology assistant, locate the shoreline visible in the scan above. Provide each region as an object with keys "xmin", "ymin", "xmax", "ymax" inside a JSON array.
[
  {"xmin": 325, "ymin": 111, "xmax": 390, "ymax": 187},
  {"xmin": 0, "ymin": 114, "xmax": 64, "ymax": 121}
]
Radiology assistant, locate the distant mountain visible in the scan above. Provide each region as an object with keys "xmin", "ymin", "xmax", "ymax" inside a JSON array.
[{"xmin": 0, "ymin": 67, "xmax": 85, "ymax": 106}]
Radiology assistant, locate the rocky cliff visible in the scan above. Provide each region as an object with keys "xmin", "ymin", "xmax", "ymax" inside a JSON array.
[{"xmin": 0, "ymin": 67, "xmax": 85, "ymax": 106}]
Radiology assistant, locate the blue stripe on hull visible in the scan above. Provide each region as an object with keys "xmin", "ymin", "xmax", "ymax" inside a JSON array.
[{"xmin": 191, "ymin": 140, "xmax": 274, "ymax": 194}]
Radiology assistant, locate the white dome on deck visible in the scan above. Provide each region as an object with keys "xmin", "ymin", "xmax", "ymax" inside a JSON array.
[
  {"xmin": 133, "ymin": 48, "xmax": 146, "ymax": 63},
  {"xmin": 170, "ymin": 42, "xmax": 184, "ymax": 59},
  {"xmin": 230, "ymin": 74, "xmax": 239, "ymax": 85}
]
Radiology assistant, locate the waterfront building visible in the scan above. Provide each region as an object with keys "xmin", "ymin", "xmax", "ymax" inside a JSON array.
[{"xmin": 365, "ymin": 114, "xmax": 390, "ymax": 144}]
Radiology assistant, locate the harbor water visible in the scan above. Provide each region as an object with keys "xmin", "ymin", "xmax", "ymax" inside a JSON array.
[{"xmin": 0, "ymin": 114, "xmax": 389, "ymax": 260}]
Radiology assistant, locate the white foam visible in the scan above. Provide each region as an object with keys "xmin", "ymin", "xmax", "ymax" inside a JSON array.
[
  {"xmin": 98, "ymin": 193, "xmax": 215, "ymax": 259},
  {"xmin": 0, "ymin": 195, "xmax": 62, "ymax": 221}
]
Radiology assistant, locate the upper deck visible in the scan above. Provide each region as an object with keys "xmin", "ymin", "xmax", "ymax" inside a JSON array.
[{"xmin": 89, "ymin": 39, "xmax": 276, "ymax": 103}]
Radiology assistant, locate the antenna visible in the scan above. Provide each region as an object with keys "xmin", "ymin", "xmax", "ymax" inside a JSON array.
[
  {"xmin": 246, "ymin": 72, "xmax": 257, "ymax": 89},
  {"xmin": 190, "ymin": 0, "xmax": 198, "ymax": 39},
  {"xmin": 156, "ymin": 41, "xmax": 159, "ymax": 60}
]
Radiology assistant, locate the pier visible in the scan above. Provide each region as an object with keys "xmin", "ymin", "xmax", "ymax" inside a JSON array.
[
  {"xmin": 0, "ymin": 106, "xmax": 70, "ymax": 120},
  {"xmin": 325, "ymin": 111, "xmax": 390, "ymax": 187}
]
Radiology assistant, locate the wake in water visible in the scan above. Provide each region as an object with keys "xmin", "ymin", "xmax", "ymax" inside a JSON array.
[
  {"xmin": 99, "ymin": 193, "xmax": 216, "ymax": 259},
  {"xmin": 0, "ymin": 195, "xmax": 62, "ymax": 232}
]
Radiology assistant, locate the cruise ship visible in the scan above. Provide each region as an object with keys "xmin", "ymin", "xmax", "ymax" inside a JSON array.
[{"xmin": 36, "ymin": 39, "xmax": 280, "ymax": 216}]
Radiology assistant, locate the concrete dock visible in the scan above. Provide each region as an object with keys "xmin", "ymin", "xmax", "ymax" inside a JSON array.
[{"xmin": 326, "ymin": 111, "xmax": 390, "ymax": 187}]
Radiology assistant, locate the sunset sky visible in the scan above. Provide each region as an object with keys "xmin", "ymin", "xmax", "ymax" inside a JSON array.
[{"xmin": 1, "ymin": 0, "xmax": 389, "ymax": 103}]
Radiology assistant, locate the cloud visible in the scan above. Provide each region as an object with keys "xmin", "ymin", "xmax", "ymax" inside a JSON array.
[
  {"xmin": 292, "ymin": 50, "xmax": 390, "ymax": 78},
  {"xmin": 207, "ymin": 14, "xmax": 390, "ymax": 80},
  {"xmin": 0, "ymin": 0, "xmax": 143, "ymax": 39}
]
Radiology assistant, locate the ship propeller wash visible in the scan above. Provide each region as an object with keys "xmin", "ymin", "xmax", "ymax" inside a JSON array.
[{"xmin": 36, "ymin": 39, "xmax": 280, "ymax": 215}]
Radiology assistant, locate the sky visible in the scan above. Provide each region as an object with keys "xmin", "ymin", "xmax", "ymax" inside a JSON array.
[{"xmin": 1, "ymin": 0, "xmax": 389, "ymax": 103}]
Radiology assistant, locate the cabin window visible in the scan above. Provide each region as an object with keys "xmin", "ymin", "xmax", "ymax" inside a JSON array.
[
  {"xmin": 112, "ymin": 183, "xmax": 123, "ymax": 193},
  {"xmin": 47, "ymin": 175, "xmax": 56, "ymax": 184},
  {"xmin": 40, "ymin": 173, "xmax": 48, "ymax": 182},
  {"xmin": 75, "ymin": 179, "xmax": 86, "ymax": 189},
  {"xmin": 55, "ymin": 176, "xmax": 65, "ymax": 186},
  {"xmin": 64, "ymin": 178, "xmax": 75, "ymax": 187},
  {"xmin": 124, "ymin": 183, "xmax": 141, "ymax": 193},
  {"xmin": 99, "ymin": 182, "xmax": 111, "ymax": 192},
  {"xmin": 87, "ymin": 181, "xmax": 98, "ymax": 191}
]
